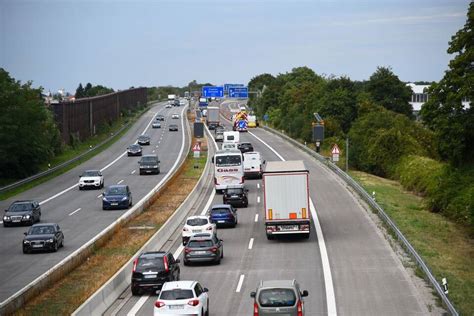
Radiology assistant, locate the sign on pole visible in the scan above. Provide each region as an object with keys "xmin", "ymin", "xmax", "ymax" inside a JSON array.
[
  {"xmin": 193, "ymin": 143, "xmax": 201, "ymax": 158},
  {"xmin": 202, "ymin": 86, "xmax": 224, "ymax": 98},
  {"xmin": 331, "ymin": 144, "xmax": 340, "ymax": 162},
  {"xmin": 224, "ymin": 83, "xmax": 244, "ymax": 92},
  {"xmin": 228, "ymin": 87, "xmax": 249, "ymax": 98}
]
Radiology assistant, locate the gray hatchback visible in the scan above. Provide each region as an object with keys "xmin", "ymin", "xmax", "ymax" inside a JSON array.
[{"xmin": 250, "ymin": 280, "xmax": 309, "ymax": 316}]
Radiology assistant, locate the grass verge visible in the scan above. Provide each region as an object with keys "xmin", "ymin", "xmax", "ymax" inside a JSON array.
[
  {"xmin": 350, "ymin": 170, "xmax": 474, "ymax": 315},
  {"xmin": 14, "ymin": 139, "xmax": 208, "ymax": 315},
  {"xmin": 0, "ymin": 102, "xmax": 156, "ymax": 201}
]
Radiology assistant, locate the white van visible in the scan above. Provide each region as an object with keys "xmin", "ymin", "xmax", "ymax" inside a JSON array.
[
  {"xmin": 223, "ymin": 131, "xmax": 239, "ymax": 144},
  {"xmin": 243, "ymin": 152, "xmax": 265, "ymax": 179}
]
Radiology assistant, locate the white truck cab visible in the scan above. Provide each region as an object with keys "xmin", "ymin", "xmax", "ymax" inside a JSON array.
[{"xmin": 243, "ymin": 152, "xmax": 265, "ymax": 179}]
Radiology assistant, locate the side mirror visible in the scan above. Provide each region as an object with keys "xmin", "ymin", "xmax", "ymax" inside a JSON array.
[
  {"xmin": 203, "ymin": 288, "xmax": 209, "ymax": 293},
  {"xmin": 175, "ymin": 259, "xmax": 181, "ymax": 263},
  {"xmin": 263, "ymin": 160, "xmax": 266, "ymax": 164},
  {"xmin": 137, "ymin": 161, "xmax": 140, "ymax": 164},
  {"xmin": 211, "ymin": 157, "xmax": 214, "ymax": 163},
  {"xmin": 302, "ymin": 290, "xmax": 309, "ymax": 297},
  {"xmin": 250, "ymin": 292, "xmax": 256, "ymax": 298},
  {"xmin": 23, "ymin": 232, "xmax": 27, "ymax": 236},
  {"xmin": 4, "ymin": 209, "xmax": 8, "ymax": 212}
]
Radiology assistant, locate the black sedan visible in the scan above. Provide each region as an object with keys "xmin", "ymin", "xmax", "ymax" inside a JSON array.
[
  {"xmin": 3, "ymin": 200, "xmax": 41, "ymax": 227},
  {"xmin": 102, "ymin": 184, "xmax": 132, "ymax": 210},
  {"xmin": 156, "ymin": 114, "xmax": 165, "ymax": 121},
  {"xmin": 169, "ymin": 124, "xmax": 179, "ymax": 131},
  {"xmin": 23, "ymin": 223, "xmax": 64, "ymax": 253},
  {"xmin": 137, "ymin": 135, "xmax": 151, "ymax": 146},
  {"xmin": 238, "ymin": 142, "xmax": 254, "ymax": 153},
  {"xmin": 127, "ymin": 144, "xmax": 143, "ymax": 156}
]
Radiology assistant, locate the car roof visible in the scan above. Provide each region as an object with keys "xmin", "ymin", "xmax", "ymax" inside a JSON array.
[
  {"xmin": 210, "ymin": 204, "xmax": 232, "ymax": 209},
  {"xmin": 161, "ymin": 280, "xmax": 197, "ymax": 291},
  {"xmin": 138, "ymin": 134, "xmax": 149, "ymax": 138},
  {"xmin": 226, "ymin": 184, "xmax": 244, "ymax": 189},
  {"xmin": 31, "ymin": 223, "xmax": 57, "ymax": 227},
  {"xmin": 84, "ymin": 169, "xmax": 100, "ymax": 172},
  {"xmin": 187, "ymin": 215, "xmax": 209, "ymax": 220},
  {"xmin": 139, "ymin": 251, "xmax": 166, "ymax": 258},
  {"xmin": 244, "ymin": 151, "xmax": 260, "ymax": 156},
  {"xmin": 107, "ymin": 184, "xmax": 127, "ymax": 189},
  {"xmin": 188, "ymin": 233, "xmax": 213, "ymax": 241},
  {"xmin": 259, "ymin": 280, "xmax": 297, "ymax": 288},
  {"xmin": 12, "ymin": 200, "xmax": 35, "ymax": 204},
  {"xmin": 142, "ymin": 154, "xmax": 158, "ymax": 158}
]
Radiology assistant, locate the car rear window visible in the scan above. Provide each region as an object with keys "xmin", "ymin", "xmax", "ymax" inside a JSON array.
[
  {"xmin": 106, "ymin": 187, "xmax": 126, "ymax": 195},
  {"xmin": 211, "ymin": 208, "xmax": 231, "ymax": 215},
  {"xmin": 160, "ymin": 289, "xmax": 194, "ymax": 300},
  {"xmin": 9, "ymin": 203, "xmax": 33, "ymax": 212},
  {"xmin": 136, "ymin": 256, "xmax": 164, "ymax": 271},
  {"xmin": 187, "ymin": 240, "xmax": 213, "ymax": 248},
  {"xmin": 141, "ymin": 156, "xmax": 158, "ymax": 162},
  {"xmin": 226, "ymin": 189, "xmax": 242, "ymax": 195},
  {"xmin": 258, "ymin": 288, "xmax": 296, "ymax": 307},
  {"xmin": 186, "ymin": 218, "xmax": 208, "ymax": 226},
  {"xmin": 82, "ymin": 171, "xmax": 100, "ymax": 177}
]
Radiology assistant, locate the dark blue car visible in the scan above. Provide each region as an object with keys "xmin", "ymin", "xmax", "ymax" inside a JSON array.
[
  {"xmin": 209, "ymin": 204, "xmax": 238, "ymax": 227},
  {"xmin": 102, "ymin": 185, "xmax": 132, "ymax": 210}
]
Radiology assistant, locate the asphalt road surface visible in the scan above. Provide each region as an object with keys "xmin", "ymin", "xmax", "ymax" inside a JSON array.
[
  {"xmin": 106, "ymin": 101, "xmax": 431, "ymax": 315},
  {"xmin": 0, "ymin": 101, "xmax": 191, "ymax": 303}
]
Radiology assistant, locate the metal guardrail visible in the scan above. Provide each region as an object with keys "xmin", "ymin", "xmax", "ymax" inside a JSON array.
[
  {"xmin": 0, "ymin": 100, "xmax": 157, "ymax": 195},
  {"xmin": 262, "ymin": 126, "xmax": 459, "ymax": 316}
]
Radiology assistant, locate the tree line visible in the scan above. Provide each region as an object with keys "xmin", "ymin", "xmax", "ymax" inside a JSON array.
[
  {"xmin": 75, "ymin": 82, "xmax": 114, "ymax": 99},
  {"xmin": 248, "ymin": 3, "xmax": 473, "ymax": 232}
]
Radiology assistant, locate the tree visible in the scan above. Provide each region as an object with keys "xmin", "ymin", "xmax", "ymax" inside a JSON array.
[
  {"xmin": 420, "ymin": 2, "xmax": 474, "ymax": 166},
  {"xmin": 84, "ymin": 82, "xmax": 93, "ymax": 97},
  {"xmin": 366, "ymin": 66, "xmax": 413, "ymax": 118},
  {"xmin": 0, "ymin": 68, "xmax": 61, "ymax": 178},
  {"xmin": 75, "ymin": 83, "xmax": 84, "ymax": 99}
]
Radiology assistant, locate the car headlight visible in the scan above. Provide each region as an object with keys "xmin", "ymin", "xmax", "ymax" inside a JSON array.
[
  {"xmin": 23, "ymin": 240, "xmax": 30, "ymax": 244},
  {"xmin": 153, "ymin": 165, "xmax": 158, "ymax": 168},
  {"xmin": 121, "ymin": 196, "xmax": 128, "ymax": 201},
  {"xmin": 3, "ymin": 216, "xmax": 9, "ymax": 220},
  {"xmin": 102, "ymin": 197, "xmax": 108, "ymax": 201},
  {"xmin": 46, "ymin": 239, "xmax": 54, "ymax": 243},
  {"xmin": 23, "ymin": 215, "xmax": 30, "ymax": 219}
]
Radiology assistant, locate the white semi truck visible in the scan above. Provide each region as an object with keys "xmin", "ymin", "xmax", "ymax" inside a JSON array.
[{"xmin": 263, "ymin": 160, "xmax": 311, "ymax": 239}]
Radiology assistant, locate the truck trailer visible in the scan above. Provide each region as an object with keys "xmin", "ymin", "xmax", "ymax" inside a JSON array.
[
  {"xmin": 263, "ymin": 160, "xmax": 311, "ymax": 239},
  {"xmin": 206, "ymin": 106, "xmax": 220, "ymax": 129}
]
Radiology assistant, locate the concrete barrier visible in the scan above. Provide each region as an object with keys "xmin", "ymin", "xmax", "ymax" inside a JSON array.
[
  {"xmin": 0, "ymin": 105, "xmax": 191, "ymax": 316},
  {"xmin": 73, "ymin": 126, "xmax": 215, "ymax": 316}
]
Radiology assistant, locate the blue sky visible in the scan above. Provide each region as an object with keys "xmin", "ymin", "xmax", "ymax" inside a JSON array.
[{"xmin": 0, "ymin": 0, "xmax": 470, "ymax": 93}]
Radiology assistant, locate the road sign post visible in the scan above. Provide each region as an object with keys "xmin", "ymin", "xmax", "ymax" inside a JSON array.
[
  {"xmin": 331, "ymin": 144, "xmax": 340, "ymax": 162},
  {"xmin": 228, "ymin": 87, "xmax": 249, "ymax": 98}
]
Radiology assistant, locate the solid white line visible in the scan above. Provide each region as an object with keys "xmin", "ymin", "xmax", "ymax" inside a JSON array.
[
  {"xmin": 174, "ymin": 245, "xmax": 184, "ymax": 259},
  {"xmin": 248, "ymin": 238, "xmax": 254, "ymax": 250},
  {"xmin": 257, "ymin": 183, "xmax": 260, "ymax": 189},
  {"xmin": 254, "ymin": 214, "xmax": 259, "ymax": 222},
  {"xmin": 257, "ymin": 196, "xmax": 260, "ymax": 204},
  {"xmin": 248, "ymin": 129, "xmax": 337, "ymax": 315},
  {"xmin": 127, "ymin": 295, "xmax": 149, "ymax": 316},
  {"xmin": 131, "ymin": 170, "xmax": 136, "ymax": 174},
  {"xmin": 200, "ymin": 189, "xmax": 216, "ymax": 216},
  {"xmin": 236, "ymin": 274, "xmax": 245, "ymax": 292},
  {"xmin": 39, "ymin": 184, "xmax": 78, "ymax": 205},
  {"xmin": 117, "ymin": 179, "xmax": 124, "ymax": 184},
  {"xmin": 68, "ymin": 208, "xmax": 81, "ymax": 216},
  {"xmin": 97, "ymin": 194, "xmax": 102, "ymax": 198}
]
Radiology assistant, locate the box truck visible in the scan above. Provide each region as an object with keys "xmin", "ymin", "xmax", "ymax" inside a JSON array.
[
  {"xmin": 206, "ymin": 106, "xmax": 220, "ymax": 129},
  {"xmin": 263, "ymin": 160, "xmax": 310, "ymax": 239}
]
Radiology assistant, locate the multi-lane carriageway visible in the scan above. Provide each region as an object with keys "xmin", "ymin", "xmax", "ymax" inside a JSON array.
[
  {"xmin": 0, "ymin": 101, "xmax": 190, "ymax": 304},
  {"xmin": 104, "ymin": 100, "xmax": 436, "ymax": 315}
]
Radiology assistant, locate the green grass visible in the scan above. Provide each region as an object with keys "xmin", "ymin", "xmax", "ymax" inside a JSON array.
[
  {"xmin": 350, "ymin": 170, "xmax": 474, "ymax": 315},
  {"xmin": 183, "ymin": 152, "xmax": 207, "ymax": 178},
  {"xmin": 0, "ymin": 104, "xmax": 152, "ymax": 201}
]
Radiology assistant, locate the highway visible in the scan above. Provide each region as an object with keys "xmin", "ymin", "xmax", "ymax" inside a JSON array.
[
  {"xmin": 0, "ymin": 101, "xmax": 191, "ymax": 303},
  {"xmin": 105, "ymin": 101, "xmax": 432, "ymax": 315}
]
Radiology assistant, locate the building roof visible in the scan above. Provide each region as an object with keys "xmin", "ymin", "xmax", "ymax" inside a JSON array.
[
  {"xmin": 406, "ymin": 83, "xmax": 430, "ymax": 94},
  {"xmin": 264, "ymin": 160, "xmax": 308, "ymax": 173}
]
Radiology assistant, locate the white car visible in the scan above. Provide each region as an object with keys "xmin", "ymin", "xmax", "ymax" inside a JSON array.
[
  {"xmin": 172, "ymin": 114, "xmax": 179, "ymax": 119},
  {"xmin": 182, "ymin": 215, "xmax": 216, "ymax": 245},
  {"xmin": 154, "ymin": 281, "xmax": 209, "ymax": 316},
  {"xmin": 79, "ymin": 170, "xmax": 104, "ymax": 190},
  {"xmin": 165, "ymin": 103, "xmax": 172, "ymax": 108}
]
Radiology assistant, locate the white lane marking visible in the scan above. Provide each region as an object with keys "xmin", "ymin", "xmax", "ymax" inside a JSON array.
[
  {"xmin": 127, "ymin": 295, "xmax": 149, "ymax": 316},
  {"xmin": 0, "ymin": 221, "xmax": 3, "ymax": 224},
  {"xmin": 68, "ymin": 208, "xmax": 81, "ymax": 216},
  {"xmin": 200, "ymin": 189, "xmax": 216, "ymax": 216},
  {"xmin": 257, "ymin": 183, "xmax": 260, "ymax": 189},
  {"xmin": 97, "ymin": 194, "xmax": 102, "ymax": 198},
  {"xmin": 248, "ymin": 238, "xmax": 254, "ymax": 250},
  {"xmin": 152, "ymin": 150, "xmax": 155, "ymax": 153},
  {"xmin": 248, "ymin": 129, "xmax": 337, "ymax": 316},
  {"xmin": 40, "ymin": 184, "xmax": 78, "ymax": 205},
  {"xmin": 255, "ymin": 214, "xmax": 259, "ymax": 222},
  {"xmin": 236, "ymin": 274, "xmax": 245, "ymax": 293},
  {"xmin": 174, "ymin": 245, "xmax": 184, "ymax": 259},
  {"xmin": 131, "ymin": 170, "xmax": 136, "ymax": 174},
  {"xmin": 257, "ymin": 196, "xmax": 260, "ymax": 204},
  {"xmin": 117, "ymin": 179, "xmax": 124, "ymax": 185}
]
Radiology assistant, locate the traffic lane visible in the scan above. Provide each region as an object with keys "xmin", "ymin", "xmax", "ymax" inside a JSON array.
[
  {"xmin": 0, "ymin": 104, "xmax": 189, "ymax": 302},
  {"xmin": 132, "ymin": 179, "xmax": 262, "ymax": 316},
  {"xmin": 249, "ymin": 127, "xmax": 429, "ymax": 314}
]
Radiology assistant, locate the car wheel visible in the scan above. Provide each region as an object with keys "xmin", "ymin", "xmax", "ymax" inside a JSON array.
[
  {"xmin": 205, "ymin": 301, "xmax": 209, "ymax": 316},
  {"xmin": 183, "ymin": 260, "xmax": 189, "ymax": 266},
  {"xmin": 53, "ymin": 241, "xmax": 58, "ymax": 252},
  {"xmin": 266, "ymin": 234, "xmax": 274, "ymax": 240},
  {"xmin": 221, "ymin": 250, "xmax": 224, "ymax": 258},
  {"xmin": 3, "ymin": 223, "xmax": 8, "ymax": 227},
  {"xmin": 23, "ymin": 247, "xmax": 29, "ymax": 254},
  {"xmin": 79, "ymin": 186, "xmax": 83, "ymax": 191},
  {"xmin": 60, "ymin": 239, "xmax": 64, "ymax": 247},
  {"xmin": 216, "ymin": 257, "xmax": 221, "ymax": 265},
  {"xmin": 131, "ymin": 287, "xmax": 140, "ymax": 296}
]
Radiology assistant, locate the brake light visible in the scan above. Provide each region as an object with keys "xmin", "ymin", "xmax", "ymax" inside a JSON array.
[
  {"xmin": 154, "ymin": 301, "xmax": 166, "ymax": 308},
  {"xmin": 240, "ymin": 177, "xmax": 244, "ymax": 184},
  {"xmin": 253, "ymin": 302, "xmax": 259, "ymax": 316},
  {"xmin": 132, "ymin": 258, "xmax": 138, "ymax": 272},
  {"xmin": 188, "ymin": 299, "xmax": 200, "ymax": 306},
  {"xmin": 214, "ymin": 177, "xmax": 218, "ymax": 185},
  {"xmin": 297, "ymin": 299, "xmax": 303, "ymax": 316},
  {"xmin": 163, "ymin": 256, "xmax": 169, "ymax": 272},
  {"xmin": 210, "ymin": 247, "xmax": 218, "ymax": 252},
  {"xmin": 185, "ymin": 248, "xmax": 191, "ymax": 253}
]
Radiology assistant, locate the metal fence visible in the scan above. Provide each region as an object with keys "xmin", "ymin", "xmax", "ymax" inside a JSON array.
[
  {"xmin": 51, "ymin": 88, "xmax": 147, "ymax": 144},
  {"xmin": 262, "ymin": 126, "xmax": 459, "ymax": 316}
]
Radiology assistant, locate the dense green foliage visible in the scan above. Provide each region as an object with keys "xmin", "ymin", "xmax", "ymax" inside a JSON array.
[
  {"xmin": 147, "ymin": 80, "xmax": 213, "ymax": 101},
  {"xmin": 0, "ymin": 68, "xmax": 61, "ymax": 178},
  {"xmin": 75, "ymin": 82, "xmax": 114, "ymax": 99},
  {"xmin": 421, "ymin": 2, "xmax": 474, "ymax": 166}
]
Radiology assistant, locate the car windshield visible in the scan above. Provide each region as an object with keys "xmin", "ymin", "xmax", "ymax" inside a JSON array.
[
  {"xmin": 160, "ymin": 289, "xmax": 194, "ymax": 300},
  {"xmin": 187, "ymin": 240, "xmax": 213, "ymax": 248},
  {"xmin": 141, "ymin": 156, "xmax": 157, "ymax": 163},
  {"xmin": 9, "ymin": 202, "xmax": 33, "ymax": 212},
  {"xmin": 138, "ymin": 136, "xmax": 148, "ymax": 140},
  {"xmin": 258, "ymin": 288, "xmax": 296, "ymax": 307},
  {"xmin": 106, "ymin": 187, "xmax": 126, "ymax": 195},
  {"xmin": 82, "ymin": 170, "xmax": 99, "ymax": 177},
  {"xmin": 129, "ymin": 145, "xmax": 140, "ymax": 150},
  {"xmin": 136, "ymin": 256, "xmax": 164, "ymax": 271},
  {"xmin": 29, "ymin": 225, "xmax": 54, "ymax": 235},
  {"xmin": 226, "ymin": 189, "xmax": 243, "ymax": 195},
  {"xmin": 211, "ymin": 208, "xmax": 231, "ymax": 215},
  {"xmin": 216, "ymin": 155, "xmax": 241, "ymax": 167},
  {"xmin": 186, "ymin": 218, "xmax": 208, "ymax": 226}
]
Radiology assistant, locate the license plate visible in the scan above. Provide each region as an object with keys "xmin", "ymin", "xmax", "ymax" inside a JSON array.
[
  {"xmin": 13, "ymin": 219, "xmax": 21, "ymax": 223},
  {"xmin": 169, "ymin": 305, "xmax": 184, "ymax": 310},
  {"xmin": 218, "ymin": 220, "xmax": 225, "ymax": 223},
  {"xmin": 111, "ymin": 203, "xmax": 118, "ymax": 206},
  {"xmin": 194, "ymin": 251, "xmax": 206, "ymax": 254},
  {"xmin": 144, "ymin": 274, "xmax": 157, "ymax": 279},
  {"xmin": 192, "ymin": 230, "xmax": 201, "ymax": 233},
  {"xmin": 280, "ymin": 225, "xmax": 298, "ymax": 231},
  {"xmin": 32, "ymin": 244, "xmax": 43, "ymax": 248}
]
